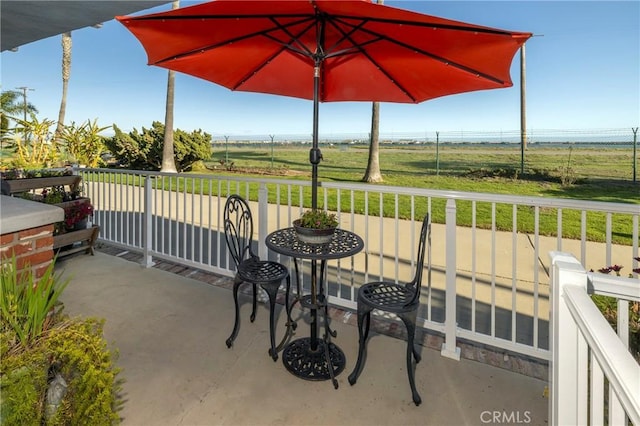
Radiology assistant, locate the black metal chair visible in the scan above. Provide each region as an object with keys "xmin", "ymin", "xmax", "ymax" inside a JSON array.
[
  {"xmin": 223, "ymin": 195, "xmax": 294, "ymax": 361},
  {"xmin": 348, "ymin": 214, "xmax": 431, "ymax": 406}
]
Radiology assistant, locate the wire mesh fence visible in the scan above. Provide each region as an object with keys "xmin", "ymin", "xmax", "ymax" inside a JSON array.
[{"xmin": 213, "ymin": 127, "xmax": 639, "ymax": 182}]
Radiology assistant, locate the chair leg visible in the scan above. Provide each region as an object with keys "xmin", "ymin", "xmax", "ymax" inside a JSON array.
[
  {"xmin": 400, "ymin": 312, "xmax": 422, "ymax": 406},
  {"xmin": 226, "ymin": 280, "xmax": 242, "ymax": 348},
  {"xmin": 276, "ymin": 276, "xmax": 296, "ymax": 353},
  {"xmin": 250, "ymin": 283, "xmax": 258, "ymax": 322},
  {"xmin": 284, "ymin": 276, "xmax": 295, "ymax": 330},
  {"xmin": 348, "ymin": 305, "xmax": 372, "ymax": 385},
  {"xmin": 262, "ymin": 283, "xmax": 280, "ymax": 362}
]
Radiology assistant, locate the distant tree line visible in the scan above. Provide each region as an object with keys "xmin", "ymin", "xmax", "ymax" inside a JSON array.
[{"xmin": 1, "ymin": 92, "xmax": 212, "ymax": 171}]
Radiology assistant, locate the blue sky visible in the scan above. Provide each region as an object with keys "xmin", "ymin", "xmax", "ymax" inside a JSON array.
[{"xmin": 1, "ymin": 1, "xmax": 638, "ymax": 140}]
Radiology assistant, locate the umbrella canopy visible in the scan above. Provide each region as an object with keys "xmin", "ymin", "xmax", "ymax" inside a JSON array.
[{"xmin": 118, "ymin": 0, "xmax": 531, "ymax": 207}]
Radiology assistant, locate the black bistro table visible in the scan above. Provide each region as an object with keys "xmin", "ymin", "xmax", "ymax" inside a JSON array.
[{"xmin": 265, "ymin": 227, "xmax": 364, "ymax": 388}]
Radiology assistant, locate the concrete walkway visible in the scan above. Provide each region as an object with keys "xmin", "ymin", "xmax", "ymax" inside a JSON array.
[{"xmin": 57, "ymin": 251, "xmax": 549, "ymax": 426}]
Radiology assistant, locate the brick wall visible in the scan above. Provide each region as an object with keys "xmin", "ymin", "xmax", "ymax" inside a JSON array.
[{"xmin": 0, "ymin": 224, "xmax": 55, "ymax": 280}]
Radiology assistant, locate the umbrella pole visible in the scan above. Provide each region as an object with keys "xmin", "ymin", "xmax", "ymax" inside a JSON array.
[{"xmin": 310, "ymin": 63, "xmax": 321, "ymax": 210}]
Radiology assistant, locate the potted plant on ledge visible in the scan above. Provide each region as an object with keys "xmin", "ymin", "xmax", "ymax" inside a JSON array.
[
  {"xmin": 3, "ymin": 169, "xmax": 100, "ymax": 256},
  {"xmin": 59, "ymin": 199, "xmax": 94, "ymax": 233},
  {"xmin": 293, "ymin": 209, "xmax": 339, "ymax": 244}
]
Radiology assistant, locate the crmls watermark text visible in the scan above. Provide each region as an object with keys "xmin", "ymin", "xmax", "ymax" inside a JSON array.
[{"xmin": 480, "ymin": 411, "xmax": 532, "ymax": 424}]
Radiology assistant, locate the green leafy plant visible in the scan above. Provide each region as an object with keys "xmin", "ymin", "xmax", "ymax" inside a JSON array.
[
  {"xmin": 0, "ymin": 256, "xmax": 69, "ymax": 349},
  {"xmin": 6, "ymin": 114, "xmax": 60, "ymax": 168},
  {"xmin": 295, "ymin": 209, "xmax": 338, "ymax": 229},
  {"xmin": 58, "ymin": 119, "xmax": 110, "ymax": 168},
  {"xmin": 1, "ymin": 318, "xmax": 122, "ymax": 425},
  {"xmin": 0, "ymin": 255, "xmax": 122, "ymax": 424}
]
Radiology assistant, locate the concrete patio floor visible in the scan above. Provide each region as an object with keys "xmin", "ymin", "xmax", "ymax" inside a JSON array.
[{"xmin": 56, "ymin": 249, "xmax": 549, "ymax": 426}]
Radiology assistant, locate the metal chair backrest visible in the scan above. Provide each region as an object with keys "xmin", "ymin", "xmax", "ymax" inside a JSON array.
[
  {"xmin": 406, "ymin": 213, "xmax": 431, "ymax": 307},
  {"xmin": 223, "ymin": 195, "xmax": 256, "ymax": 268}
]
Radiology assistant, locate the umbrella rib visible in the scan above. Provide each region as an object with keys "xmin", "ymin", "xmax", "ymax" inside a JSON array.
[
  {"xmin": 322, "ymin": 17, "xmax": 418, "ymax": 102},
  {"xmin": 266, "ymin": 17, "xmax": 316, "ymax": 58},
  {"xmin": 152, "ymin": 16, "xmax": 316, "ymax": 65},
  {"xmin": 231, "ymin": 19, "xmax": 318, "ymax": 91},
  {"xmin": 332, "ymin": 16, "xmax": 509, "ymax": 86},
  {"xmin": 328, "ymin": 12, "xmax": 518, "ymax": 37}
]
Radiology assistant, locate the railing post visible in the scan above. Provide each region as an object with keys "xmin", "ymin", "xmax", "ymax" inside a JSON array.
[
  {"xmin": 142, "ymin": 176, "xmax": 155, "ymax": 268},
  {"xmin": 549, "ymin": 251, "xmax": 588, "ymax": 426},
  {"xmin": 441, "ymin": 198, "xmax": 461, "ymax": 360},
  {"xmin": 257, "ymin": 183, "xmax": 268, "ymax": 259}
]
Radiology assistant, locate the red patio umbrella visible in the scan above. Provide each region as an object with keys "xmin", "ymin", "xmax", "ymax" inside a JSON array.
[{"xmin": 118, "ymin": 0, "xmax": 531, "ymax": 208}]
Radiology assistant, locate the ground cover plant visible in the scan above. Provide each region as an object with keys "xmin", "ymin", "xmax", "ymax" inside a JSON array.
[{"xmin": 0, "ymin": 257, "xmax": 122, "ymax": 424}]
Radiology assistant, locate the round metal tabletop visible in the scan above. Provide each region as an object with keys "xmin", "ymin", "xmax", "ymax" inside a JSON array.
[{"xmin": 265, "ymin": 227, "xmax": 364, "ymax": 260}]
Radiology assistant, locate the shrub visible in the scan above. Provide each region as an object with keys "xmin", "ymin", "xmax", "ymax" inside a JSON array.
[
  {"xmin": 0, "ymin": 256, "xmax": 122, "ymax": 424},
  {"xmin": 5, "ymin": 114, "xmax": 60, "ymax": 169},
  {"xmin": 58, "ymin": 119, "xmax": 110, "ymax": 168},
  {"xmin": 104, "ymin": 121, "xmax": 212, "ymax": 172}
]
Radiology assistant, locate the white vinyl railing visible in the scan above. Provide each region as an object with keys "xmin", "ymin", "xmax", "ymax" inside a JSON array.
[
  {"xmin": 549, "ymin": 252, "xmax": 639, "ymax": 425},
  {"xmin": 79, "ymin": 168, "xmax": 639, "ymax": 364}
]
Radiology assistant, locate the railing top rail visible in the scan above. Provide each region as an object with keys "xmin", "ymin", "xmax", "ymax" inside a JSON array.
[
  {"xmin": 82, "ymin": 168, "xmax": 640, "ymax": 214},
  {"xmin": 588, "ymin": 272, "xmax": 640, "ymax": 301},
  {"xmin": 321, "ymin": 181, "xmax": 640, "ymax": 213},
  {"xmin": 82, "ymin": 168, "xmax": 310, "ymax": 187}
]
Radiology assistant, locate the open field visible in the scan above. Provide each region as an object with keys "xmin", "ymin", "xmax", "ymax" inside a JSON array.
[
  {"xmin": 202, "ymin": 144, "xmax": 638, "ymax": 245},
  {"xmin": 206, "ymin": 144, "xmax": 638, "ymax": 200}
]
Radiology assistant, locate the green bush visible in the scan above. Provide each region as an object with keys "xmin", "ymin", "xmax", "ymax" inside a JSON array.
[
  {"xmin": 1, "ymin": 319, "xmax": 122, "ymax": 425},
  {"xmin": 104, "ymin": 121, "xmax": 212, "ymax": 172},
  {"xmin": 58, "ymin": 119, "xmax": 110, "ymax": 168},
  {"xmin": 0, "ymin": 257, "xmax": 122, "ymax": 424}
]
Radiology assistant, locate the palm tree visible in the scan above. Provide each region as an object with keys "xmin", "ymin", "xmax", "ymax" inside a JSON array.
[
  {"xmin": 362, "ymin": 0, "xmax": 384, "ymax": 183},
  {"xmin": 1, "ymin": 90, "xmax": 37, "ymax": 135},
  {"xmin": 161, "ymin": 0, "xmax": 180, "ymax": 173},
  {"xmin": 54, "ymin": 31, "xmax": 72, "ymax": 142},
  {"xmin": 362, "ymin": 101, "xmax": 383, "ymax": 182}
]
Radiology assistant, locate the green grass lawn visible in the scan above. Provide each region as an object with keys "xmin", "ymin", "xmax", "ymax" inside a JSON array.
[{"xmin": 201, "ymin": 144, "xmax": 639, "ymax": 245}]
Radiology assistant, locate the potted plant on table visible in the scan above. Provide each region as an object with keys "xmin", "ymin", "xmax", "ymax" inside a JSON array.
[{"xmin": 293, "ymin": 209, "xmax": 339, "ymax": 244}]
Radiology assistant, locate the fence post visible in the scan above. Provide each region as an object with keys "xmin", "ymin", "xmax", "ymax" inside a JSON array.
[
  {"xmin": 142, "ymin": 176, "xmax": 155, "ymax": 268},
  {"xmin": 441, "ymin": 198, "xmax": 461, "ymax": 360},
  {"xmin": 632, "ymin": 127, "xmax": 637, "ymax": 183},
  {"xmin": 549, "ymin": 251, "xmax": 588, "ymax": 426},
  {"xmin": 257, "ymin": 183, "xmax": 269, "ymax": 259}
]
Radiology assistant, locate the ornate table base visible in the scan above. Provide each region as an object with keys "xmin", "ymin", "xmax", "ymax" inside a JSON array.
[{"xmin": 282, "ymin": 337, "xmax": 346, "ymax": 388}]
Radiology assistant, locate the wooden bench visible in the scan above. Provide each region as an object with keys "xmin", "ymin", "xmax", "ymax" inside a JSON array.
[{"xmin": 1, "ymin": 175, "xmax": 82, "ymax": 196}]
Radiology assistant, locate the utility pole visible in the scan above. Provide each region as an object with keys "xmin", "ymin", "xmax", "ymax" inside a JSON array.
[
  {"xmin": 520, "ymin": 44, "xmax": 527, "ymax": 175},
  {"xmin": 16, "ymin": 86, "xmax": 34, "ymax": 142},
  {"xmin": 16, "ymin": 86, "xmax": 34, "ymax": 123},
  {"xmin": 633, "ymin": 127, "xmax": 638, "ymax": 183},
  {"xmin": 224, "ymin": 135, "xmax": 229, "ymax": 164},
  {"xmin": 269, "ymin": 134, "xmax": 275, "ymax": 168}
]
